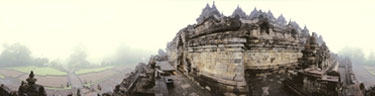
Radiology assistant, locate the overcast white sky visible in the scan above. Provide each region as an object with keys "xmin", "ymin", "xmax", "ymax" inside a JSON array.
[{"xmin": 0, "ymin": 0, "xmax": 374, "ymax": 63}]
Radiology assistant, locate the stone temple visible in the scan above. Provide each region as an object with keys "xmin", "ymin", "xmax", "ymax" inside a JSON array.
[
  {"xmin": 0, "ymin": 2, "xmax": 369, "ymax": 96},
  {"xmin": 167, "ymin": 3, "xmax": 309, "ymax": 95},
  {"xmin": 166, "ymin": 3, "xmax": 363, "ymax": 96},
  {"xmin": 0, "ymin": 71, "xmax": 47, "ymax": 96}
]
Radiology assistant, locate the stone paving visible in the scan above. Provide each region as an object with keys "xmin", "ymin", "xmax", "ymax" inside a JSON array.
[{"xmin": 164, "ymin": 71, "xmax": 211, "ymax": 96}]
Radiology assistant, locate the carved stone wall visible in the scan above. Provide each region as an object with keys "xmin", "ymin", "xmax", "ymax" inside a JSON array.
[{"xmin": 166, "ymin": 3, "xmax": 310, "ymax": 95}]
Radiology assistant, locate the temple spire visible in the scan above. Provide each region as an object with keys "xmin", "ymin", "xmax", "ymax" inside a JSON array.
[
  {"xmin": 303, "ymin": 25, "xmax": 309, "ymax": 31},
  {"xmin": 29, "ymin": 71, "xmax": 34, "ymax": 78},
  {"xmin": 289, "ymin": 19, "xmax": 292, "ymax": 24},
  {"xmin": 249, "ymin": 7, "xmax": 258, "ymax": 18},
  {"xmin": 267, "ymin": 10, "xmax": 275, "ymax": 19},
  {"xmin": 212, "ymin": 1, "xmax": 217, "ymax": 9},
  {"xmin": 302, "ymin": 25, "xmax": 309, "ymax": 36},
  {"xmin": 232, "ymin": 4, "xmax": 246, "ymax": 18},
  {"xmin": 277, "ymin": 14, "xmax": 287, "ymax": 25},
  {"xmin": 196, "ymin": 1, "xmax": 221, "ymax": 23},
  {"xmin": 252, "ymin": 7, "xmax": 257, "ymax": 13},
  {"xmin": 205, "ymin": 3, "xmax": 210, "ymax": 9},
  {"xmin": 26, "ymin": 71, "xmax": 37, "ymax": 84}
]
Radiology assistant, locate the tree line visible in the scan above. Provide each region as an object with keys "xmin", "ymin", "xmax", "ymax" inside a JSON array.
[
  {"xmin": 0, "ymin": 43, "xmax": 152, "ymax": 68},
  {"xmin": 338, "ymin": 46, "xmax": 375, "ymax": 66}
]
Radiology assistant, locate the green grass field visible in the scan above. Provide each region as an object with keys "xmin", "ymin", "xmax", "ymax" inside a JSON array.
[
  {"xmin": 0, "ymin": 74, "xmax": 5, "ymax": 78},
  {"xmin": 6, "ymin": 65, "xmax": 67, "ymax": 76},
  {"xmin": 75, "ymin": 66, "xmax": 114, "ymax": 75},
  {"xmin": 83, "ymin": 73, "xmax": 114, "ymax": 87},
  {"xmin": 364, "ymin": 67, "xmax": 375, "ymax": 76},
  {"xmin": 45, "ymin": 85, "xmax": 72, "ymax": 90}
]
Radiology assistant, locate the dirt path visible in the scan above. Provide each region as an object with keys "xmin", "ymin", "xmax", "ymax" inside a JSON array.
[
  {"xmin": 68, "ymin": 70, "xmax": 83, "ymax": 88},
  {"xmin": 166, "ymin": 71, "xmax": 211, "ymax": 96},
  {"xmin": 352, "ymin": 64, "xmax": 375, "ymax": 87}
]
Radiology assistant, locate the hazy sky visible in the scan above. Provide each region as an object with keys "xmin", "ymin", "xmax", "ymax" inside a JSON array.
[{"xmin": 0, "ymin": 0, "xmax": 374, "ymax": 63}]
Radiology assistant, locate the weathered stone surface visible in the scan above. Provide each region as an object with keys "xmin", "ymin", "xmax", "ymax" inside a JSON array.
[
  {"xmin": 0, "ymin": 84, "xmax": 13, "ymax": 96},
  {"xmin": 283, "ymin": 33, "xmax": 366, "ymax": 96},
  {"xmin": 156, "ymin": 49, "xmax": 168, "ymax": 61},
  {"xmin": 166, "ymin": 4, "xmax": 310, "ymax": 95},
  {"xmin": 18, "ymin": 71, "xmax": 47, "ymax": 96},
  {"xmin": 0, "ymin": 71, "xmax": 48, "ymax": 96}
]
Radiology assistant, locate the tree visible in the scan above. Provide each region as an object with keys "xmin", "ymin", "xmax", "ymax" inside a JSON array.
[
  {"xmin": 366, "ymin": 52, "xmax": 375, "ymax": 66},
  {"xmin": 0, "ymin": 43, "xmax": 33, "ymax": 66},
  {"xmin": 34, "ymin": 57, "xmax": 49, "ymax": 66},
  {"xmin": 110, "ymin": 45, "xmax": 152, "ymax": 66},
  {"xmin": 67, "ymin": 45, "xmax": 90, "ymax": 69},
  {"xmin": 338, "ymin": 46, "xmax": 366, "ymax": 65}
]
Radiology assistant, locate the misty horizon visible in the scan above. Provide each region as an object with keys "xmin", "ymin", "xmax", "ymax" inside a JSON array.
[{"xmin": 1, "ymin": 0, "xmax": 374, "ymax": 64}]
